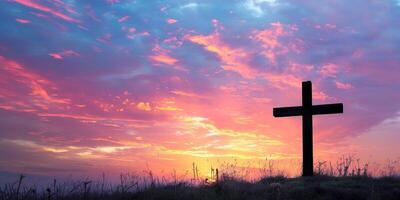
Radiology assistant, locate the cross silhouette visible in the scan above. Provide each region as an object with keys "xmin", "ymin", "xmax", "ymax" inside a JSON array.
[{"xmin": 273, "ymin": 81, "xmax": 343, "ymax": 176}]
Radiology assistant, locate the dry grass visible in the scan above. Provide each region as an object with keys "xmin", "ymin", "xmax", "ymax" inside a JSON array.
[{"xmin": 1, "ymin": 156, "xmax": 399, "ymax": 200}]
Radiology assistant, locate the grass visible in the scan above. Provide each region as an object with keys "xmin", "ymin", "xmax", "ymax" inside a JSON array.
[
  {"xmin": 2, "ymin": 174, "xmax": 399, "ymax": 200},
  {"xmin": 1, "ymin": 156, "xmax": 400, "ymax": 200},
  {"xmin": 133, "ymin": 176, "xmax": 400, "ymax": 200}
]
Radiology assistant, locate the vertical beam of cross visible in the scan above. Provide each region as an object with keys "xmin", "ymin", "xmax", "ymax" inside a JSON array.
[
  {"xmin": 273, "ymin": 81, "xmax": 343, "ymax": 177},
  {"xmin": 302, "ymin": 81, "xmax": 313, "ymax": 177}
]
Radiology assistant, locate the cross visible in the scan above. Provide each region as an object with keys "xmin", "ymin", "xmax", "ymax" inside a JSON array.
[{"xmin": 273, "ymin": 81, "xmax": 343, "ymax": 176}]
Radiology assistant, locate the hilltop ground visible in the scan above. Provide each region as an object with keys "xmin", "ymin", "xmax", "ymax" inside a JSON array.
[
  {"xmin": 2, "ymin": 175, "xmax": 400, "ymax": 200},
  {"xmin": 133, "ymin": 176, "xmax": 400, "ymax": 200}
]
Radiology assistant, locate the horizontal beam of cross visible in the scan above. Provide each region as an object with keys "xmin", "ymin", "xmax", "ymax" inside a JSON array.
[{"xmin": 273, "ymin": 103, "xmax": 343, "ymax": 117}]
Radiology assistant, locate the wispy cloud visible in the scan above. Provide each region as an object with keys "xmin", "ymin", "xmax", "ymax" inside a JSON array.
[
  {"xmin": 48, "ymin": 50, "xmax": 79, "ymax": 60},
  {"xmin": 16, "ymin": 18, "xmax": 30, "ymax": 24},
  {"xmin": 12, "ymin": 0, "xmax": 79, "ymax": 23}
]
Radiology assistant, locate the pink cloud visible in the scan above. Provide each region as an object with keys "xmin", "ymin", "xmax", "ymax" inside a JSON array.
[
  {"xmin": 48, "ymin": 53, "xmax": 63, "ymax": 59},
  {"xmin": 335, "ymin": 81, "xmax": 353, "ymax": 89},
  {"xmin": 50, "ymin": 0, "xmax": 78, "ymax": 16},
  {"xmin": 252, "ymin": 22, "xmax": 302, "ymax": 64},
  {"xmin": 185, "ymin": 24, "xmax": 306, "ymax": 89},
  {"xmin": 288, "ymin": 61, "xmax": 314, "ymax": 72},
  {"xmin": 48, "ymin": 50, "xmax": 79, "ymax": 60},
  {"xmin": 123, "ymin": 27, "xmax": 136, "ymax": 39},
  {"xmin": 166, "ymin": 18, "xmax": 177, "ymax": 24},
  {"xmin": 16, "ymin": 18, "xmax": 30, "ymax": 24},
  {"xmin": 121, "ymin": 27, "xmax": 150, "ymax": 40},
  {"xmin": 163, "ymin": 37, "xmax": 183, "ymax": 48},
  {"xmin": 313, "ymin": 90, "xmax": 328, "ymax": 100},
  {"xmin": 262, "ymin": 73, "xmax": 303, "ymax": 89},
  {"xmin": 320, "ymin": 63, "xmax": 339, "ymax": 77},
  {"xmin": 13, "ymin": 0, "xmax": 79, "ymax": 23},
  {"xmin": 118, "ymin": 15, "xmax": 130, "ymax": 23},
  {"xmin": 0, "ymin": 55, "xmax": 71, "ymax": 109}
]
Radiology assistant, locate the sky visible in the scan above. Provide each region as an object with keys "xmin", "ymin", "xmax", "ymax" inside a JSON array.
[{"xmin": 0, "ymin": 0, "xmax": 400, "ymax": 180}]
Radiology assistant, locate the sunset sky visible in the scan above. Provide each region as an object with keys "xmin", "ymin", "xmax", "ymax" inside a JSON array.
[{"xmin": 1, "ymin": 0, "xmax": 400, "ymax": 179}]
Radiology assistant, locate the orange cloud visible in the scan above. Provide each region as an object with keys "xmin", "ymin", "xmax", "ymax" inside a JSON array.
[
  {"xmin": 149, "ymin": 54, "xmax": 178, "ymax": 65},
  {"xmin": 155, "ymin": 99, "xmax": 183, "ymax": 111},
  {"xmin": 149, "ymin": 45, "xmax": 185, "ymax": 70},
  {"xmin": 137, "ymin": 102, "xmax": 152, "ymax": 111},
  {"xmin": 185, "ymin": 32, "xmax": 254, "ymax": 79}
]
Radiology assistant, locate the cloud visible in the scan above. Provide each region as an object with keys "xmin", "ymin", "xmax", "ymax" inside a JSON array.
[
  {"xmin": 16, "ymin": 18, "xmax": 30, "ymax": 24},
  {"xmin": 185, "ymin": 22, "xmax": 305, "ymax": 89},
  {"xmin": 118, "ymin": 15, "xmax": 130, "ymax": 23},
  {"xmin": 185, "ymin": 31, "xmax": 254, "ymax": 79},
  {"xmin": 148, "ymin": 45, "xmax": 185, "ymax": 70},
  {"xmin": 252, "ymin": 22, "xmax": 302, "ymax": 64},
  {"xmin": 243, "ymin": 0, "xmax": 277, "ymax": 17},
  {"xmin": 149, "ymin": 54, "xmax": 178, "ymax": 65},
  {"xmin": 320, "ymin": 63, "xmax": 339, "ymax": 77},
  {"xmin": 136, "ymin": 102, "xmax": 152, "ymax": 111},
  {"xmin": 12, "ymin": 0, "xmax": 79, "ymax": 23},
  {"xmin": 0, "ymin": 55, "xmax": 71, "ymax": 108},
  {"xmin": 179, "ymin": 3, "xmax": 198, "ymax": 10},
  {"xmin": 48, "ymin": 50, "xmax": 79, "ymax": 60},
  {"xmin": 335, "ymin": 81, "xmax": 353, "ymax": 90},
  {"xmin": 167, "ymin": 18, "xmax": 178, "ymax": 24}
]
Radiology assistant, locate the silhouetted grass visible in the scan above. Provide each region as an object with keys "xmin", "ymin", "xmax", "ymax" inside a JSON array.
[
  {"xmin": 1, "ymin": 156, "xmax": 400, "ymax": 200},
  {"xmin": 2, "ymin": 175, "xmax": 400, "ymax": 200},
  {"xmin": 133, "ymin": 176, "xmax": 400, "ymax": 200}
]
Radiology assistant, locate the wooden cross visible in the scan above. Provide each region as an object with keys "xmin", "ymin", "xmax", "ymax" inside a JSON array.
[{"xmin": 273, "ymin": 81, "xmax": 343, "ymax": 176}]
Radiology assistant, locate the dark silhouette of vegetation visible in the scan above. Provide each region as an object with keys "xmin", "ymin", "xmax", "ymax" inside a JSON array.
[{"xmin": 1, "ymin": 156, "xmax": 399, "ymax": 200}]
